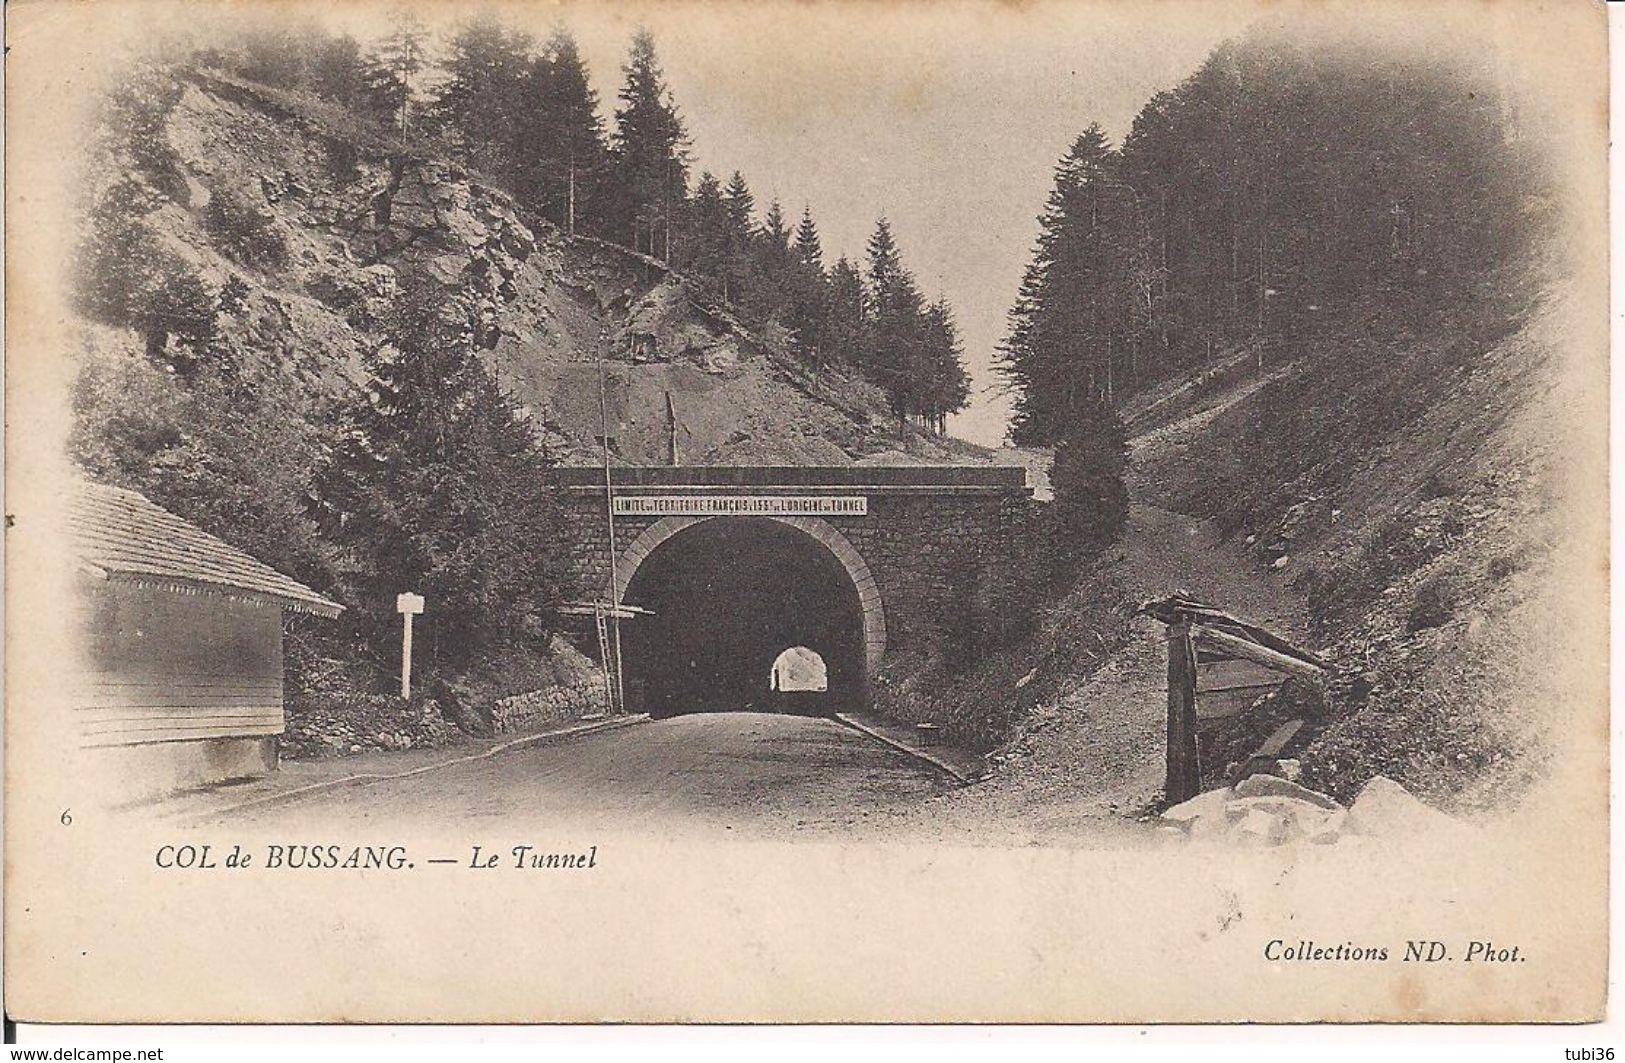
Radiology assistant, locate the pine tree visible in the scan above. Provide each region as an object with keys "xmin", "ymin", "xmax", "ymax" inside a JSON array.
[
  {"xmin": 865, "ymin": 217, "xmax": 904, "ymax": 306},
  {"xmin": 794, "ymin": 206, "xmax": 823, "ymax": 270},
  {"xmin": 782, "ymin": 260, "xmax": 828, "ymax": 363},
  {"xmin": 744, "ymin": 199, "xmax": 796, "ymax": 325},
  {"xmin": 610, "ymin": 31, "xmax": 690, "ymax": 259},
  {"xmin": 921, "ymin": 299, "xmax": 971, "ymax": 433},
  {"xmin": 722, "ymin": 171, "xmax": 755, "ymax": 236},
  {"xmin": 1044, "ymin": 397, "xmax": 1130, "ymax": 560},
  {"xmin": 514, "ymin": 27, "xmax": 610, "ymax": 235},
  {"xmin": 719, "ymin": 171, "xmax": 756, "ymax": 303},
  {"xmin": 430, "ymin": 13, "xmax": 534, "ymax": 183},
  {"xmin": 825, "ymin": 255, "xmax": 868, "ymax": 369},
  {"xmin": 685, "ymin": 170, "xmax": 730, "ymax": 298},
  {"xmin": 858, "ymin": 220, "xmax": 973, "ymax": 432},
  {"xmin": 364, "ymin": 9, "xmax": 429, "ymax": 134},
  {"xmin": 761, "ymin": 200, "xmax": 790, "ymax": 251},
  {"xmin": 782, "ymin": 207, "xmax": 829, "ymax": 362},
  {"xmin": 309, "ymin": 34, "xmax": 370, "ymax": 110},
  {"xmin": 233, "ymin": 23, "xmax": 313, "ymax": 89},
  {"xmin": 316, "ymin": 274, "xmax": 560, "ymax": 671},
  {"xmin": 999, "ymin": 125, "xmax": 1140, "ymax": 444},
  {"xmin": 864, "ymin": 218, "xmax": 928, "ymax": 432},
  {"xmin": 1098, "ymin": 32, "xmax": 1540, "ymax": 394}
]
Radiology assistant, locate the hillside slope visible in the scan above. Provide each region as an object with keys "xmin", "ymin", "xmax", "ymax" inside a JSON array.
[
  {"xmin": 1136, "ymin": 285, "xmax": 1604, "ymax": 810},
  {"xmin": 79, "ymin": 68, "xmax": 977, "ymax": 468},
  {"xmin": 900, "ymin": 268, "xmax": 1602, "ymax": 826}
]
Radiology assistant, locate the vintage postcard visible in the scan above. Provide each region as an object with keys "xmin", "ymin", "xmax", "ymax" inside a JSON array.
[{"xmin": 3, "ymin": 0, "xmax": 1609, "ymax": 1025}]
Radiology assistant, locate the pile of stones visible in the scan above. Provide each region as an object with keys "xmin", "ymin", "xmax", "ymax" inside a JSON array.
[{"xmin": 1158, "ymin": 772, "xmax": 1460, "ymax": 846}]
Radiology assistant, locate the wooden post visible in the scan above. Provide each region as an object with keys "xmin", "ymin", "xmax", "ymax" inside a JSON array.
[
  {"xmin": 665, "ymin": 390, "xmax": 679, "ymax": 467},
  {"xmin": 396, "ymin": 592, "xmax": 425, "ymax": 700},
  {"xmin": 400, "ymin": 612, "xmax": 414, "ymax": 700},
  {"xmin": 1166, "ymin": 616, "xmax": 1201, "ymax": 804}
]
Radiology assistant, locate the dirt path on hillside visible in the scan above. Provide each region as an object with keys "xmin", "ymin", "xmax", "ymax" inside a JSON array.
[
  {"xmin": 1127, "ymin": 361, "xmax": 1296, "ymax": 469},
  {"xmin": 904, "ymin": 385, "xmax": 1310, "ymax": 846}
]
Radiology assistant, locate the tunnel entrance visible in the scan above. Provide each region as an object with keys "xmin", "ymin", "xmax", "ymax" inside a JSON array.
[{"xmin": 620, "ymin": 517, "xmax": 866, "ymax": 718}]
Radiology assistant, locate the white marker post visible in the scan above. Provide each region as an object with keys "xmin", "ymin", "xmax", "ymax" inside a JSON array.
[{"xmin": 396, "ymin": 592, "xmax": 425, "ymax": 699}]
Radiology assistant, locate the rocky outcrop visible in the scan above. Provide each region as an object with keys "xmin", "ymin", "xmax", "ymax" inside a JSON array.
[{"xmin": 113, "ymin": 69, "xmax": 978, "ymax": 469}]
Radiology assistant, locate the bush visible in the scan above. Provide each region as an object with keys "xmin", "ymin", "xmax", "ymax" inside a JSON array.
[
  {"xmin": 70, "ymin": 343, "xmax": 338, "ymax": 591},
  {"xmin": 203, "ymin": 184, "xmax": 288, "ymax": 270},
  {"xmin": 1406, "ymin": 572, "xmax": 1459, "ymax": 632},
  {"xmin": 140, "ymin": 266, "xmax": 222, "ymax": 372},
  {"xmin": 325, "ymin": 138, "xmax": 361, "ymax": 182},
  {"xmin": 1361, "ymin": 512, "xmax": 1437, "ymax": 589},
  {"xmin": 100, "ymin": 63, "xmax": 188, "ymax": 202},
  {"xmin": 1487, "ymin": 552, "xmax": 1523, "ymax": 584},
  {"xmin": 1045, "ymin": 400, "xmax": 1130, "ymax": 564},
  {"xmin": 943, "ymin": 546, "xmax": 1044, "ymax": 674},
  {"xmin": 1300, "ymin": 687, "xmax": 1519, "ymax": 809},
  {"xmin": 73, "ymin": 184, "xmax": 225, "ymax": 376}
]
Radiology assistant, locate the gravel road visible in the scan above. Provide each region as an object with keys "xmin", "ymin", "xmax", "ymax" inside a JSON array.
[{"xmin": 214, "ymin": 713, "xmax": 951, "ymax": 837}]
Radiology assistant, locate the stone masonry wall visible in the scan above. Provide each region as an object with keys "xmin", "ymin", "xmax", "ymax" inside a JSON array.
[
  {"xmin": 486, "ymin": 630, "xmax": 615, "ymax": 735},
  {"xmin": 555, "ymin": 502, "xmax": 660, "ymax": 605},
  {"xmin": 838, "ymin": 493, "xmax": 1032, "ymax": 656},
  {"xmin": 491, "ymin": 675, "xmax": 611, "ymax": 735},
  {"xmin": 553, "ymin": 489, "xmax": 1034, "ymax": 664}
]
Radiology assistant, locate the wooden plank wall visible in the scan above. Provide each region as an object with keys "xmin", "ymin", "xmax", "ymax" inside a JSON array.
[
  {"xmin": 74, "ymin": 583, "xmax": 284, "ymax": 747},
  {"xmin": 1194, "ymin": 658, "xmax": 1284, "ymax": 720}
]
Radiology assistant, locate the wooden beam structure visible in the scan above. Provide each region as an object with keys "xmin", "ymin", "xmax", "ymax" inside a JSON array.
[
  {"xmin": 1142, "ymin": 594, "xmax": 1327, "ymax": 805},
  {"xmin": 1165, "ymin": 616, "xmax": 1201, "ymax": 804},
  {"xmin": 1192, "ymin": 626, "xmax": 1325, "ymax": 683}
]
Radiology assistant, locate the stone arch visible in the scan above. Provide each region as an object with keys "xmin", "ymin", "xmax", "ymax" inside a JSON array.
[{"xmin": 614, "ymin": 514, "xmax": 887, "ymax": 673}]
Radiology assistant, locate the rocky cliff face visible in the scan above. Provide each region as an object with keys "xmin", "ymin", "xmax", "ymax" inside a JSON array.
[{"xmin": 99, "ymin": 68, "xmax": 982, "ymax": 467}]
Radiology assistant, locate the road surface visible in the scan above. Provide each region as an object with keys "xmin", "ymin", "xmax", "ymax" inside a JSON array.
[{"xmin": 215, "ymin": 712, "xmax": 951, "ymax": 837}]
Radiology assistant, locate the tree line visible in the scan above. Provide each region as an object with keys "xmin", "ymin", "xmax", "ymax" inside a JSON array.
[
  {"xmin": 998, "ymin": 31, "xmax": 1548, "ymax": 447},
  {"xmin": 212, "ymin": 13, "xmax": 970, "ymax": 435}
]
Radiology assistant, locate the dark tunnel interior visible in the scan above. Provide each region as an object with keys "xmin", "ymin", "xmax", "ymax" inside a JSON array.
[{"xmin": 619, "ymin": 518, "xmax": 866, "ymax": 718}]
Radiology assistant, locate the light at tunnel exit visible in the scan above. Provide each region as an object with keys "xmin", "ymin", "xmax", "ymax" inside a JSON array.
[{"xmin": 771, "ymin": 646, "xmax": 828, "ymax": 692}]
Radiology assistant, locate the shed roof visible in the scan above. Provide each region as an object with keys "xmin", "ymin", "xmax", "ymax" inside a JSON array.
[{"xmin": 70, "ymin": 482, "xmax": 344, "ymax": 619}]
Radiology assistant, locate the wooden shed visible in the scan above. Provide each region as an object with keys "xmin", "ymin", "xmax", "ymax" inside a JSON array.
[{"xmin": 68, "ymin": 482, "xmax": 342, "ymax": 800}]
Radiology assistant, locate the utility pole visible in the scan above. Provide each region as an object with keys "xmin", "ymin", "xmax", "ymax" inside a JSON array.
[
  {"xmin": 596, "ymin": 328, "xmax": 627, "ymax": 716},
  {"xmin": 1257, "ymin": 230, "xmax": 1267, "ymax": 368}
]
